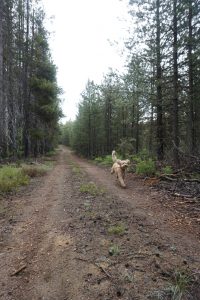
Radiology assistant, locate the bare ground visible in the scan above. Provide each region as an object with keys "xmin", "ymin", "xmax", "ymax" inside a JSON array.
[{"xmin": 0, "ymin": 146, "xmax": 199, "ymax": 300}]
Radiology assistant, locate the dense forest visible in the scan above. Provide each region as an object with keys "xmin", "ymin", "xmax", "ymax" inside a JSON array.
[
  {"xmin": 0, "ymin": 0, "xmax": 199, "ymax": 168},
  {"xmin": 61, "ymin": 0, "xmax": 200, "ymax": 167},
  {"xmin": 0, "ymin": 0, "xmax": 62, "ymax": 159}
]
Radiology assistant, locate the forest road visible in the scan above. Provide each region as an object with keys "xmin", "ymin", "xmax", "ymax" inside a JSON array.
[{"xmin": 0, "ymin": 146, "xmax": 199, "ymax": 300}]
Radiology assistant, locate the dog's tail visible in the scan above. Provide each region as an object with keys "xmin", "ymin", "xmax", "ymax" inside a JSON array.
[{"xmin": 112, "ymin": 150, "xmax": 117, "ymax": 163}]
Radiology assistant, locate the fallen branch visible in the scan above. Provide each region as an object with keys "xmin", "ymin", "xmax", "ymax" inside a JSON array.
[
  {"xmin": 74, "ymin": 257, "xmax": 90, "ymax": 262},
  {"xmin": 11, "ymin": 264, "xmax": 27, "ymax": 276},
  {"xmin": 95, "ymin": 263, "xmax": 112, "ymax": 279},
  {"xmin": 183, "ymin": 178, "xmax": 200, "ymax": 183},
  {"xmin": 159, "ymin": 175, "xmax": 177, "ymax": 182},
  {"xmin": 173, "ymin": 192, "xmax": 194, "ymax": 198},
  {"xmin": 74, "ymin": 257, "xmax": 112, "ymax": 279},
  {"xmin": 178, "ymin": 200, "xmax": 198, "ymax": 204}
]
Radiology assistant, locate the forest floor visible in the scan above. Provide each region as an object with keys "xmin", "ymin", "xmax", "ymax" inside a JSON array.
[{"xmin": 0, "ymin": 146, "xmax": 199, "ymax": 300}]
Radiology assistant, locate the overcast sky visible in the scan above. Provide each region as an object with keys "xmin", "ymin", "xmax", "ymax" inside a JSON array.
[{"xmin": 42, "ymin": 0, "xmax": 131, "ymax": 122}]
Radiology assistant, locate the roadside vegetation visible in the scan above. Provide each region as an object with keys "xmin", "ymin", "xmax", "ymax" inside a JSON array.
[
  {"xmin": 0, "ymin": 155, "xmax": 55, "ymax": 193},
  {"xmin": 108, "ymin": 223, "xmax": 126, "ymax": 235},
  {"xmin": 79, "ymin": 182, "xmax": 105, "ymax": 196},
  {"xmin": 0, "ymin": 166, "xmax": 29, "ymax": 193},
  {"xmin": 22, "ymin": 164, "xmax": 52, "ymax": 178}
]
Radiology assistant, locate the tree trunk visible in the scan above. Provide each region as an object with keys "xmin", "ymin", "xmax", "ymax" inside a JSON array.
[
  {"xmin": 172, "ymin": 0, "xmax": 179, "ymax": 166},
  {"xmin": 156, "ymin": 0, "xmax": 164, "ymax": 160},
  {"xmin": 105, "ymin": 94, "xmax": 112, "ymax": 153},
  {"xmin": 135, "ymin": 101, "xmax": 139, "ymax": 154},
  {"xmin": 23, "ymin": 0, "xmax": 30, "ymax": 157},
  {"xmin": 0, "ymin": 0, "xmax": 9, "ymax": 157},
  {"xmin": 0, "ymin": 0, "xmax": 4, "ymax": 155},
  {"xmin": 188, "ymin": 0, "xmax": 196, "ymax": 154}
]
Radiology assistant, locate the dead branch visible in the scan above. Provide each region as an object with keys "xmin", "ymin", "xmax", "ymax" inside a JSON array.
[
  {"xmin": 172, "ymin": 141, "xmax": 200, "ymax": 161},
  {"xmin": 74, "ymin": 257, "xmax": 90, "ymax": 262},
  {"xmin": 11, "ymin": 264, "xmax": 27, "ymax": 276},
  {"xmin": 95, "ymin": 263, "xmax": 112, "ymax": 279},
  {"xmin": 183, "ymin": 178, "xmax": 200, "ymax": 183},
  {"xmin": 173, "ymin": 192, "xmax": 194, "ymax": 198},
  {"xmin": 159, "ymin": 175, "xmax": 177, "ymax": 181}
]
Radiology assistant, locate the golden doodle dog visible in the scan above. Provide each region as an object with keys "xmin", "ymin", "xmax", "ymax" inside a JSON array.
[{"xmin": 111, "ymin": 150, "xmax": 130, "ymax": 188}]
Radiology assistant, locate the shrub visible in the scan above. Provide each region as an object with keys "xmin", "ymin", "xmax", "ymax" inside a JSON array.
[
  {"xmin": 94, "ymin": 155, "xmax": 113, "ymax": 166},
  {"xmin": 136, "ymin": 158, "xmax": 156, "ymax": 176},
  {"xmin": 166, "ymin": 270, "xmax": 194, "ymax": 300},
  {"xmin": 117, "ymin": 138, "xmax": 134, "ymax": 158},
  {"xmin": 0, "ymin": 166, "xmax": 29, "ymax": 192},
  {"xmin": 108, "ymin": 223, "xmax": 126, "ymax": 235},
  {"xmin": 94, "ymin": 157, "xmax": 103, "ymax": 164},
  {"xmin": 22, "ymin": 164, "xmax": 50, "ymax": 177},
  {"xmin": 72, "ymin": 166, "xmax": 82, "ymax": 175},
  {"xmin": 109, "ymin": 244, "xmax": 120, "ymax": 256},
  {"xmin": 162, "ymin": 165, "xmax": 173, "ymax": 175},
  {"xmin": 45, "ymin": 150, "xmax": 57, "ymax": 157},
  {"xmin": 79, "ymin": 182, "xmax": 105, "ymax": 196}
]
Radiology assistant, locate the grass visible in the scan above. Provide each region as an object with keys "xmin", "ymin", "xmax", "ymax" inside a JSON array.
[
  {"xmin": 68, "ymin": 161, "xmax": 83, "ymax": 176},
  {"xmin": 72, "ymin": 166, "xmax": 82, "ymax": 175},
  {"xmin": 149, "ymin": 269, "xmax": 199, "ymax": 300},
  {"xmin": 162, "ymin": 165, "xmax": 173, "ymax": 175},
  {"xmin": 0, "ymin": 161, "xmax": 53, "ymax": 193},
  {"xmin": 22, "ymin": 163, "xmax": 51, "ymax": 177},
  {"xmin": 0, "ymin": 166, "xmax": 29, "ymax": 192},
  {"xmin": 166, "ymin": 270, "xmax": 193, "ymax": 300},
  {"xmin": 136, "ymin": 158, "xmax": 156, "ymax": 176},
  {"xmin": 108, "ymin": 223, "xmax": 126, "ymax": 235},
  {"xmin": 79, "ymin": 182, "xmax": 105, "ymax": 196},
  {"xmin": 109, "ymin": 244, "xmax": 120, "ymax": 256},
  {"xmin": 84, "ymin": 200, "xmax": 91, "ymax": 210},
  {"xmin": 45, "ymin": 150, "xmax": 57, "ymax": 157},
  {"xmin": 94, "ymin": 155, "xmax": 113, "ymax": 166}
]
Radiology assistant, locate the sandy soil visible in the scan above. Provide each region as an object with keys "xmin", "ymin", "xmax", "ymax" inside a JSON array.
[{"xmin": 0, "ymin": 146, "xmax": 199, "ymax": 300}]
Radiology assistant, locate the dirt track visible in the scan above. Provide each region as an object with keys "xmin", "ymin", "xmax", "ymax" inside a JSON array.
[{"xmin": 0, "ymin": 146, "xmax": 199, "ymax": 300}]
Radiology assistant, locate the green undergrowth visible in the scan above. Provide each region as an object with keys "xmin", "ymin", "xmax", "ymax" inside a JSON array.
[
  {"xmin": 135, "ymin": 158, "xmax": 156, "ymax": 176},
  {"xmin": 94, "ymin": 155, "xmax": 113, "ymax": 166},
  {"xmin": 45, "ymin": 150, "xmax": 57, "ymax": 157},
  {"xmin": 161, "ymin": 165, "xmax": 173, "ymax": 175},
  {"xmin": 72, "ymin": 166, "xmax": 82, "ymax": 175},
  {"xmin": 149, "ymin": 269, "xmax": 199, "ymax": 300},
  {"xmin": 22, "ymin": 163, "xmax": 51, "ymax": 178},
  {"xmin": 68, "ymin": 161, "xmax": 83, "ymax": 176},
  {"xmin": 71, "ymin": 162, "xmax": 82, "ymax": 176},
  {"xmin": 166, "ymin": 269, "xmax": 196, "ymax": 300},
  {"xmin": 79, "ymin": 182, "xmax": 105, "ymax": 196},
  {"xmin": 0, "ymin": 166, "xmax": 29, "ymax": 192},
  {"xmin": 109, "ymin": 244, "xmax": 120, "ymax": 256},
  {"xmin": 108, "ymin": 223, "xmax": 126, "ymax": 235},
  {"xmin": 0, "ymin": 161, "xmax": 52, "ymax": 193}
]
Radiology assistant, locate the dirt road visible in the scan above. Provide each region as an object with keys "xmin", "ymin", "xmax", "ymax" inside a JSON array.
[{"xmin": 0, "ymin": 146, "xmax": 199, "ymax": 300}]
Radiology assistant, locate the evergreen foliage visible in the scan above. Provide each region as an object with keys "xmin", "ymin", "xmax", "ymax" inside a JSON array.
[
  {"xmin": 0, "ymin": 0, "xmax": 62, "ymax": 159},
  {"xmin": 60, "ymin": 0, "xmax": 200, "ymax": 170}
]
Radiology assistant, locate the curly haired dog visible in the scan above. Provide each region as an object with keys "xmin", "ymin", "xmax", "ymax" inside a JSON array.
[{"xmin": 111, "ymin": 150, "xmax": 130, "ymax": 188}]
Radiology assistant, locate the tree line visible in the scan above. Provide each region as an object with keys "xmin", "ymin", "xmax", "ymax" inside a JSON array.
[
  {"xmin": 0, "ymin": 0, "xmax": 62, "ymax": 159},
  {"xmin": 61, "ymin": 0, "xmax": 200, "ymax": 167}
]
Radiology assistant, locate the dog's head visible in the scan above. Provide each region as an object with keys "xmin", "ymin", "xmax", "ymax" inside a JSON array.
[{"xmin": 120, "ymin": 159, "xmax": 130, "ymax": 169}]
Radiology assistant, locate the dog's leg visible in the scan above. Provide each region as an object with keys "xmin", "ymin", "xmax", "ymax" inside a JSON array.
[
  {"xmin": 111, "ymin": 166, "xmax": 114, "ymax": 174},
  {"xmin": 117, "ymin": 170, "xmax": 126, "ymax": 188}
]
